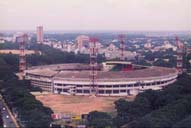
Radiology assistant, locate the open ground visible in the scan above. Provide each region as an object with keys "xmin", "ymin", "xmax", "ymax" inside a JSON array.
[{"xmin": 34, "ymin": 93, "xmax": 135, "ymax": 115}]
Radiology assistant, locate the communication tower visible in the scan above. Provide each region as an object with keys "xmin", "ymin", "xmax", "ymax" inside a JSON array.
[
  {"xmin": 176, "ymin": 36, "xmax": 184, "ymax": 74},
  {"xmin": 89, "ymin": 38, "xmax": 98, "ymax": 95},
  {"xmin": 18, "ymin": 34, "xmax": 28, "ymax": 73},
  {"xmin": 119, "ymin": 34, "xmax": 125, "ymax": 61}
]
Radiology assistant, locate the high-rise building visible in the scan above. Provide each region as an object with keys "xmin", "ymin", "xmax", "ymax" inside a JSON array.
[
  {"xmin": 36, "ymin": 26, "xmax": 44, "ymax": 44},
  {"xmin": 76, "ymin": 35, "xmax": 89, "ymax": 50}
]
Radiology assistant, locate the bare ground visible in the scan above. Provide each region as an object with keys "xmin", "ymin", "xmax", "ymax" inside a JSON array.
[{"xmin": 35, "ymin": 94, "xmax": 134, "ymax": 115}]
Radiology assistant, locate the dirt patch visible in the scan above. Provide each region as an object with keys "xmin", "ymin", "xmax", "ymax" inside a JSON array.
[{"xmin": 35, "ymin": 94, "xmax": 134, "ymax": 115}]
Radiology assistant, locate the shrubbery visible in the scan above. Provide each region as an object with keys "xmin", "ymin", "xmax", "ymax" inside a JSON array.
[
  {"xmin": 1, "ymin": 78, "xmax": 53, "ymax": 127},
  {"xmin": 114, "ymin": 74, "xmax": 191, "ymax": 128}
]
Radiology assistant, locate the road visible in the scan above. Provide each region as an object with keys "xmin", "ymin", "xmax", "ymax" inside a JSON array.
[{"xmin": 0, "ymin": 99, "xmax": 19, "ymax": 128}]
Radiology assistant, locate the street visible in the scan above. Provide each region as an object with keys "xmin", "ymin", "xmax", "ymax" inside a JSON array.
[{"xmin": 0, "ymin": 99, "xmax": 19, "ymax": 128}]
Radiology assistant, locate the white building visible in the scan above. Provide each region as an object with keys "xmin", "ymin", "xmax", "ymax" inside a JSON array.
[
  {"xmin": 162, "ymin": 41, "xmax": 177, "ymax": 51},
  {"xmin": 24, "ymin": 63, "xmax": 178, "ymax": 96},
  {"xmin": 144, "ymin": 42, "xmax": 152, "ymax": 49}
]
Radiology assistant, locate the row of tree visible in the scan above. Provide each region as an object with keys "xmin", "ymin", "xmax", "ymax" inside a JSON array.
[
  {"xmin": 0, "ymin": 108, "xmax": 3, "ymax": 127},
  {"xmin": 0, "ymin": 42, "xmax": 106, "ymax": 67},
  {"xmin": 27, "ymin": 43, "xmax": 106, "ymax": 65},
  {"xmin": 0, "ymin": 77, "xmax": 53, "ymax": 127},
  {"xmin": 0, "ymin": 53, "xmax": 53, "ymax": 127},
  {"xmin": 0, "ymin": 42, "xmax": 107, "ymax": 127},
  {"xmin": 86, "ymin": 74, "xmax": 191, "ymax": 128}
]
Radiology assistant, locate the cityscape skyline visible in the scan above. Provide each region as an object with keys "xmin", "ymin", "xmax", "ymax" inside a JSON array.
[{"xmin": 0, "ymin": 0, "xmax": 191, "ymax": 31}]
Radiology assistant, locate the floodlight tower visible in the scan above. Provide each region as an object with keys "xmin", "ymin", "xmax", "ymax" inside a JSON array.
[
  {"xmin": 119, "ymin": 34, "xmax": 125, "ymax": 61},
  {"xmin": 89, "ymin": 37, "xmax": 98, "ymax": 96},
  {"xmin": 18, "ymin": 34, "xmax": 28, "ymax": 73},
  {"xmin": 176, "ymin": 36, "xmax": 184, "ymax": 74}
]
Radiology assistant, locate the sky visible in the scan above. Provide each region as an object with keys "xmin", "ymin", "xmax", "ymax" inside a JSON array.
[{"xmin": 0, "ymin": 0, "xmax": 191, "ymax": 31}]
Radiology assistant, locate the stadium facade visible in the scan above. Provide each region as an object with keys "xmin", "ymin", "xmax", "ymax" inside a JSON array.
[{"xmin": 24, "ymin": 62, "xmax": 178, "ymax": 96}]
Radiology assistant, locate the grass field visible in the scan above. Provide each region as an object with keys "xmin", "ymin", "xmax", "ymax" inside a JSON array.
[{"xmin": 35, "ymin": 94, "xmax": 134, "ymax": 115}]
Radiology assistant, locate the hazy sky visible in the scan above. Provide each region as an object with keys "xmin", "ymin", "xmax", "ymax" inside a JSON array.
[{"xmin": 0, "ymin": 0, "xmax": 191, "ymax": 31}]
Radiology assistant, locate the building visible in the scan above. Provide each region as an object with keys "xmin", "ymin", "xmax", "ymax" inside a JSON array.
[
  {"xmin": 13, "ymin": 32, "xmax": 23, "ymax": 43},
  {"xmin": 102, "ymin": 50, "xmax": 136, "ymax": 60},
  {"xmin": 76, "ymin": 35, "xmax": 89, "ymax": 51},
  {"xmin": 106, "ymin": 43, "xmax": 118, "ymax": 51},
  {"xmin": 162, "ymin": 41, "xmax": 177, "ymax": 51},
  {"xmin": 144, "ymin": 42, "xmax": 152, "ymax": 49},
  {"xmin": 24, "ymin": 62, "xmax": 178, "ymax": 96},
  {"xmin": 36, "ymin": 26, "xmax": 44, "ymax": 44}
]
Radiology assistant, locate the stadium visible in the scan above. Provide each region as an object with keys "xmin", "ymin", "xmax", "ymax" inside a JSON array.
[{"xmin": 24, "ymin": 61, "xmax": 178, "ymax": 96}]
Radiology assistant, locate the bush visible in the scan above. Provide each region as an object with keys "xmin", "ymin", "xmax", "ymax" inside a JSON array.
[
  {"xmin": 88, "ymin": 111, "xmax": 113, "ymax": 128},
  {"xmin": 128, "ymin": 96, "xmax": 191, "ymax": 128},
  {"xmin": 1, "ymin": 78, "xmax": 53, "ymax": 127}
]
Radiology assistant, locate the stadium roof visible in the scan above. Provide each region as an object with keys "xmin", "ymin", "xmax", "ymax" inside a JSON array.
[
  {"xmin": 25, "ymin": 63, "xmax": 178, "ymax": 80},
  {"xmin": 54, "ymin": 67, "xmax": 177, "ymax": 80}
]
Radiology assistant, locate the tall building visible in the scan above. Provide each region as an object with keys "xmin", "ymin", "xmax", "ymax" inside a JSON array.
[
  {"xmin": 76, "ymin": 35, "xmax": 89, "ymax": 51},
  {"xmin": 36, "ymin": 26, "xmax": 44, "ymax": 44}
]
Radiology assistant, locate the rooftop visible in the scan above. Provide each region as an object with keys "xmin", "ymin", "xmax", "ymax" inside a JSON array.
[
  {"xmin": 54, "ymin": 66, "xmax": 177, "ymax": 80},
  {"xmin": 29, "ymin": 63, "xmax": 101, "ymax": 71},
  {"xmin": 25, "ymin": 63, "xmax": 178, "ymax": 80},
  {"xmin": 25, "ymin": 69, "xmax": 58, "ymax": 77}
]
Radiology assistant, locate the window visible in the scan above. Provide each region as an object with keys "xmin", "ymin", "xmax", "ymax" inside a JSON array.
[
  {"xmin": 134, "ymin": 83, "xmax": 140, "ymax": 87},
  {"xmin": 113, "ymin": 90, "xmax": 119, "ymax": 94},
  {"xmin": 77, "ymin": 85, "xmax": 82, "ymax": 87},
  {"xmin": 84, "ymin": 90, "xmax": 90, "ymax": 93},
  {"xmin": 127, "ymin": 90, "xmax": 130, "ymax": 95},
  {"xmin": 140, "ymin": 83, "xmax": 145, "ymax": 86},
  {"xmin": 99, "ymin": 90, "xmax": 104, "ymax": 94},
  {"xmin": 99, "ymin": 85, "xmax": 105, "ymax": 88},
  {"xmin": 146, "ymin": 83, "xmax": 150, "ymax": 86},
  {"xmin": 57, "ymin": 89, "xmax": 62, "ymax": 93},
  {"xmin": 120, "ymin": 85, "xmax": 126, "ymax": 88},
  {"xmin": 57, "ymin": 83, "xmax": 62, "ymax": 86},
  {"xmin": 106, "ymin": 90, "xmax": 112, "ymax": 94},
  {"xmin": 120, "ymin": 90, "xmax": 126, "ymax": 93},
  {"xmin": 128, "ymin": 84, "xmax": 133, "ymax": 87},
  {"xmin": 63, "ymin": 89, "xmax": 68, "ymax": 92},
  {"xmin": 152, "ymin": 82, "xmax": 156, "ymax": 85},
  {"xmin": 113, "ymin": 85, "xmax": 119, "ymax": 88},
  {"xmin": 77, "ymin": 90, "xmax": 82, "ymax": 93}
]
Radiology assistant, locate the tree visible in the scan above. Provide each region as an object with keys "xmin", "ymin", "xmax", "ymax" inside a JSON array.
[
  {"xmin": 1, "ymin": 78, "xmax": 53, "ymax": 127},
  {"xmin": 127, "ymin": 97, "xmax": 191, "ymax": 128},
  {"xmin": 173, "ymin": 115, "xmax": 191, "ymax": 128},
  {"xmin": 114, "ymin": 74, "xmax": 191, "ymax": 127},
  {"xmin": 88, "ymin": 111, "xmax": 113, "ymax": 128}
]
